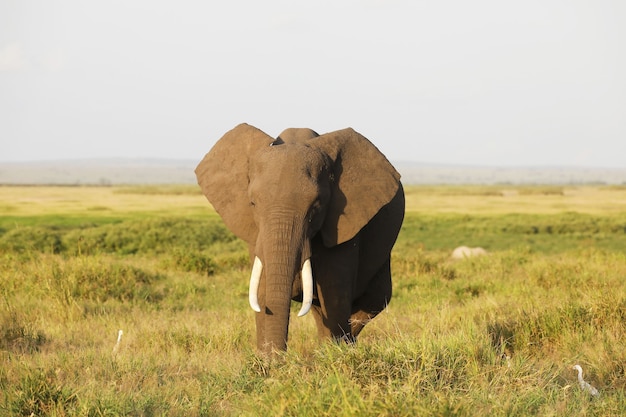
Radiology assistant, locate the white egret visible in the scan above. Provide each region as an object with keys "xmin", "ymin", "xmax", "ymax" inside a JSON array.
[
  {"xmin": 112, "ymin": 329, "xmax": 123, "ymax": 354},
  {"xmin": 573, "ymin": 364, "xmax": 599, "ymax": 397}
]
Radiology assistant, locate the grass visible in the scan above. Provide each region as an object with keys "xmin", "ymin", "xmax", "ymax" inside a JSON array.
[{"xmin": 0, "ymin": 185, "xmax": 625, "ymax": 416}]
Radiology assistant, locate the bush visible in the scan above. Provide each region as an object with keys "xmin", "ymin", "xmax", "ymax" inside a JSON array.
[
  {"xmin": 62, "ymin": 217, "xmax": 236, "ymax": 255},
  {"xmin": 0, "ymin": 226, "xmax": 63, "ymax": 254},
  {"xmin": 161, "ymin": 248, "xmax": 218, "ymax": 275},
  {"xmin": 0, "ymin": 217, "xmax": 238, "ymax": 256},
  {"xmin": 45, "ymin": 257, "xmax": 166, "ymax": 303}
]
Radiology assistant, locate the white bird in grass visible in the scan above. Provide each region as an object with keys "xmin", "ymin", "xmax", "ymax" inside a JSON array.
[
  {"xmin": 573, "ymin": 364, "xmax": 599, "ymax": 397},
  {"xmin": 112, "ymin": 329, "xmax": 123, "ymax": 354}
]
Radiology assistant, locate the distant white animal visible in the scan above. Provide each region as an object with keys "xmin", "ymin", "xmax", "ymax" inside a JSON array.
[
  {"xmin": 451, "ymin": 246, "xmax": 487, "ymax": 260},
  {"xmin": 112, "ymin": 329, "xmax": 123, "ymax": 354},
  {"xmin": 573, "ymin": 364, "xmax": 599, "ymax": 397}
]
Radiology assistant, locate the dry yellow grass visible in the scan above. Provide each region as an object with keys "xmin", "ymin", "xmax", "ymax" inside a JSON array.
[
  {"xmin": 404, "ymin": 185, "xmax": 626, "ymax": 214},
  {"xmin": 3, "ymin": 185, "xmax": 626, "ymax": 218},
  {"xmin": 0, "ymin": 185, "xmax": 212, "ymax": 217}
]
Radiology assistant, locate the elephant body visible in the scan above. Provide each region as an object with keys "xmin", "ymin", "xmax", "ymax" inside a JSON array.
[{"xmin": 196, "ymin": 124, "xmax": 404, "ymax": 355}]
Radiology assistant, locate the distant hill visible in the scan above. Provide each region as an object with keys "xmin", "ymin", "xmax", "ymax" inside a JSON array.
[
  {"xmin": 0, "ymin": 159, "xmax": 625, "ymax": 185},
  {"xmin": 0, "ymin": 159, "xmax": 198, "ymax": 185},
  {"xmin": 394, "ymin": 161, "xmax": 626, "ymax": 185}
]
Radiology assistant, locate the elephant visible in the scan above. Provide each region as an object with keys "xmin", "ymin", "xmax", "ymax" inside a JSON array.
[{"xmin": 195, "ymin": 123, "xmax": 405, "ymax": 355}]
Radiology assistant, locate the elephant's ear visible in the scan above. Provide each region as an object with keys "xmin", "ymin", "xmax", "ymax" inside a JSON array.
[
  {"xmin": 312, "ymin": 128, "xmax": 401, "ymax": 247},
  {"xmin": 195, "ymin": 123, "xmax": 275, "ymax": 244}
]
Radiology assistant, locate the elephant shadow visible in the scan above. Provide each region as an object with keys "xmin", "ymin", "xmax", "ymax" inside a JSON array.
[{"xmin": 323, "ymin": 153, "xmax": 347, "ymax": 242}]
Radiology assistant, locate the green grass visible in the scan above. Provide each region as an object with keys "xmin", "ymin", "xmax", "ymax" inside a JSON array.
[
  {"xmin": 397, "ymin": 212, "xmax": 626, "ymax": 254},
  {"xmin": 1, "ymin": 185, "xmax": 625, "ymax": 416}
]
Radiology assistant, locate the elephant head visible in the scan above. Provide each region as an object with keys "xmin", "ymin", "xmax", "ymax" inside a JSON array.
[{"xmin": 195, "ymin": 123, "xmax": 401, "ymax": 354}]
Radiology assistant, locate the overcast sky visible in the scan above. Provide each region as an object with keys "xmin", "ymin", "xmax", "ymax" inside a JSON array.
[{"xmin": 1, "ymin": 1, "xmax": 625, "ymax": 167}]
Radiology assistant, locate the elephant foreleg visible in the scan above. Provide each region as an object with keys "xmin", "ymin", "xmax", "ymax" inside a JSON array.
[
  {"xmin": 311, "ymin": 303, "xmax": 354, "ymax": 343},
  {"xmin": 349, "ymin": 258, "xmax": 392, "ymax": 338},
  {"xmin": 311, "ymin": 235, "xmax": 360, "ymax": 343}
]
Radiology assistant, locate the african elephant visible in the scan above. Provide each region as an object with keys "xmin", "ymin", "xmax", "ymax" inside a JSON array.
[{"xmin": 195, "ymin": 123, "xmax": 405, "ymax": 355}]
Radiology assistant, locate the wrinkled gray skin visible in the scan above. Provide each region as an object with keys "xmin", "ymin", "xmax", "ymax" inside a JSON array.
[{"xmin": 195, "ymin": 124, "xmax": 404, "ymax": 356}]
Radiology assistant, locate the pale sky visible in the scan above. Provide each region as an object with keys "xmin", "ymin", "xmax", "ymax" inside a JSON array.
[{"xmin": 1, "ymin": 1, "xmax": 625, "ymax": 167}]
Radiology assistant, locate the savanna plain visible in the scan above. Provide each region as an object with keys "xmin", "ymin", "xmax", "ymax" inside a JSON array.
[{"xmin": 1, "ymin": 184, "xmax": 626, "ymax": 416}]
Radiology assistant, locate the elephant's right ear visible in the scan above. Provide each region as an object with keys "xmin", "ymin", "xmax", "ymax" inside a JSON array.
[{"xmin": 195, "ymin": 123, "xmax": 275, "ymax": 244}]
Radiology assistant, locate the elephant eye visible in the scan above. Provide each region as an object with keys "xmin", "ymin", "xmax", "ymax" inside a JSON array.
[
  {"xmin": 250, "ymin": 201, "xmax": 256, "ymax": 207},
  {"xmin": 308, "ymin": 200, "xmax": 321, "ymax": 223}
]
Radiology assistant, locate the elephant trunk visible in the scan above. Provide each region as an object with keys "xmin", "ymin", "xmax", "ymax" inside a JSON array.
[{"xmin": 252, "ymin": 214, "xmax": 312, "ymax": 353}]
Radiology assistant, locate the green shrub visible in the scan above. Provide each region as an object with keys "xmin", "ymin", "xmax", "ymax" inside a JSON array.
[
  {"xmin": 46, "ymin": 257, "xmax": 166, "ymax": 303},
  {"xmin": 0, "ymin": 226, "xmax": 63, "ymax": 254},
  {"xmin": 161, "ymin": 248, "xmax": 218, "ymax": 275},
  {"xmin": 0, "ymin": 217, "xmax": 238, "ymax": 256},
  {"xmin": 62, "ymin": 217, "xmax": 236, "ymax": 255}
]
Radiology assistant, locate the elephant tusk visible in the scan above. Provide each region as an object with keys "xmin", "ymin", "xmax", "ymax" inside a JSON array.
[
  {"xmin": 297, "ymin": 258, "xmax": 313, "ymax": 317},
  {"xmin": 249, "ymin": 256, "xmax": 262, "ymax": 312}
]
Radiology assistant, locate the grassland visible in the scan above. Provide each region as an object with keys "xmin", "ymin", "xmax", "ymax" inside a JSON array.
[{"xmin": 1, "ymin": 184, "xmax": 626, "ymax": 416}]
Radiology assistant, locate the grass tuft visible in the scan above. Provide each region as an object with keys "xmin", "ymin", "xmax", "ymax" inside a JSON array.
[
  {"xmin": 0, "ymin": 309, "xmax": 47, "ymax": 354},
  {"xmin": 6, "ymin": 368, "xmax": 78, "ymax": 416}
]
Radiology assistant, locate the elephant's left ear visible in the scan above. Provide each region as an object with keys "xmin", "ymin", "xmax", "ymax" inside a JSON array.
[
  {"xmin": 311, "ymin": 128, "xmax": 402, "ymax": 247},
  {"xmin": 195, "ymin": 123, "xmax": 275, "ymax": 245}
]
